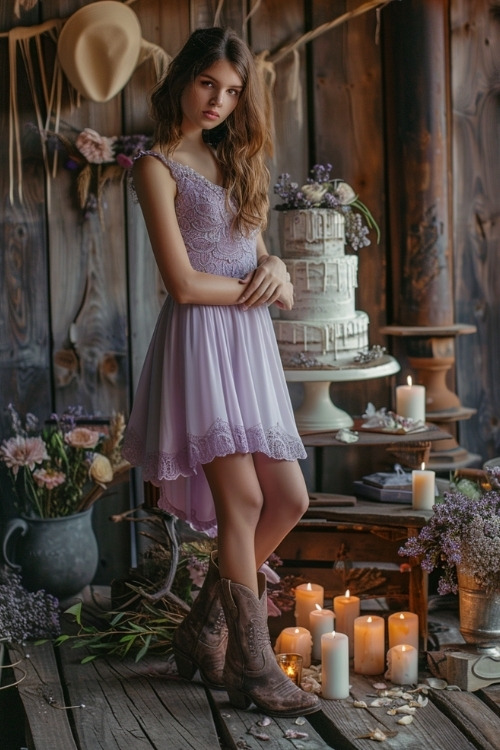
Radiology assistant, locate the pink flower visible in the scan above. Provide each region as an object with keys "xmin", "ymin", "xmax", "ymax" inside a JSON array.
[
  {"xmin": 76, "ymin": 128, "xmax": 116, "ymax": 164},
  {"xmin": 259, "ymin": 562, "xmax": 281, "ymax": 585},
  {"xmin": 33, "ymin": 468, "xmax": 66, "ymax": 489},
  {"xmin": 65, "ymin": 427, "xmax": 100, "ymax": 449},
  {"xmin": 116, "ymin": 153, "xmax": 133, "ymax": 169},
  {"xmin": 0, "ymin": 436, "xmax": 48, "ymax": 476},
  {"xmin": 266, "ymin": 597, "xmax": 282, "ymax": 617}
]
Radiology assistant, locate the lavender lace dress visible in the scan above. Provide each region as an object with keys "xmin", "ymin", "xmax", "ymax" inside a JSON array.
[{"xmin": 123, "ymin": 152, "xmax": 306, "ymax": 536}]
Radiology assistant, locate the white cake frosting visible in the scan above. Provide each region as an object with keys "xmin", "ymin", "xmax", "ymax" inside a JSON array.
[{"xmin": 273, "ymin": 208, "xmax": 369, "ymax": 366}]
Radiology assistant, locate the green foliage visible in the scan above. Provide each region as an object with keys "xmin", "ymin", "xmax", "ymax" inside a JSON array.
[{"xmin": 54, "ymin": 590, "xmax": 184, "ymax": 663}]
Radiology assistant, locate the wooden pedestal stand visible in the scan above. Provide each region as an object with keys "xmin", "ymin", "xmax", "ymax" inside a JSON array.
[
  {"xmin": 381, "ymin": 324, "xmax": 481, "ymax": 470},
  {"xmin": 285, "ymin": 355, "xmax": 400, "ymax": 432}
]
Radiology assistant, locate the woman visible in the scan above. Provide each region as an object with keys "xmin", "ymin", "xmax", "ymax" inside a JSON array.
[{"xmin": 123, "ymin": 27, "xmax": 319, "ymax": 717}]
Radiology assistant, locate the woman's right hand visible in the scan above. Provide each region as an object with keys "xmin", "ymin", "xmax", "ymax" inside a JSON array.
[{"xmin": 274, "ymin": 280, "xmax": 295, "ymax": 311}]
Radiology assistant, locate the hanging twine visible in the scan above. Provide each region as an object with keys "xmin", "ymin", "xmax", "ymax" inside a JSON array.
[
  {"xmin": 267, "ymin": 0, "xmax": 397, "ymax": 65},
  {"xmin": 213, "ymin": 0, "xmax": 397, "ymax": 150},
  {"xmin": 2, "ymin": 0, "xmax": 395, "ymax": 205},
  {"xmin": 1, "ymin": 2, "xmax": 169, "ymax": 206}
]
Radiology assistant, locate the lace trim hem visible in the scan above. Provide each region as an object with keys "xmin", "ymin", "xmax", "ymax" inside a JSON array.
[{"xmin": 123, "ymin": 417, "xmax": 306, "ymax": 481}]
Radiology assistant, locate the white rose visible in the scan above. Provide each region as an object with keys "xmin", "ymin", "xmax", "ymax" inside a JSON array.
[
  {"xmin": 334, "ymin": 181, "xmax": 357, "ymax": 205},
  {"xmin": 89, "ymin": 454, "xmax": 113, "ymax": 486},
  {"xmin": 300, "ymin": 182, "xmax": 328, "ymax": 204}
]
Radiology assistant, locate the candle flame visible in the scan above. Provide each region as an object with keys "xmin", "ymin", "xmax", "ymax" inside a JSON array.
[
  {"xmin": 402, "ymin": 645, "xmax": 407, "ymax": 652},
  {"xmin": 315, "ymin": 603, "xmax": 322, "ymax": 611},
  {"xmin": 306, "ymin": 582, "xmax": 312, "ymax": 591},
  {"xmin": 286, "ymin": 665, "xmax": 295, "ymax": 676},
  {"xmin": 407, "ymin": 375, "xmax": 412, "ymax": 386},
  {"xmin": 345, "ymin": 589, "xmax": 350, "ymax": 598},
  {"xmin": 332, "ymin": 630, "xmax": 336, "ymax": 637},
  {"xmin": 294, "ymin": 628, "xmax": 300, "ymax": 634},
  {"xmin": 399, "ymin": 613, "xmax": 405, "ymax": 620},
  {"xmin": 421, "ymin": 462, "xmax": 425, "ymax": 470},
  {"xmin": 367, "ymin": 616, "xmax": 373, "ymax": 623}
]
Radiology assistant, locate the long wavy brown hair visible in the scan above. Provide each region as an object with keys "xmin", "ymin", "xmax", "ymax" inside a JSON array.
[{"xmin": 150, "ymin": 27, "xmax": 272, "ymax": 235}]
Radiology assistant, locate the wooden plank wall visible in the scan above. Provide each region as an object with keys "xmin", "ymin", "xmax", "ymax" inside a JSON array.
[
  {"xmin": 0, "ymin": 0, "xmax": 499, "ymax": 580},
  {"xmin": 451, "ymin": 0, "xmax": 500, "ymax": 461}
]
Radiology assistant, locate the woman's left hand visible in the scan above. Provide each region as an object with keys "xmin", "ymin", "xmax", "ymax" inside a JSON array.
[{"xmin": 238, "ymin": 255, "xmax": 291, "ymax": 309}]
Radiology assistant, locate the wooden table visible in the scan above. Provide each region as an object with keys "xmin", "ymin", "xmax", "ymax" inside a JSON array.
[
  {"xmin": 301, "ymin": 420, "xmax": 453, "ymax": 479},
  {"xmin": 5, "ymin": 590, "xmax": 500, "ymax": 750}
]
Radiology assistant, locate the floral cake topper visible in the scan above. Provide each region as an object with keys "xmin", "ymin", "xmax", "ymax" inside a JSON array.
[{"xmin": 274, "ymin": 163, "xmax": 380, "ymax": 251}]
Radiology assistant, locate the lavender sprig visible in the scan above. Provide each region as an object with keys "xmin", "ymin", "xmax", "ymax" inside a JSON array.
[
  {"xmin": 399, "ymin": 488, "xmax": 500, "ymax": 595},
  {"xmin": 0, "ymin": 567, "xmax": 60, "ymax": 643}
]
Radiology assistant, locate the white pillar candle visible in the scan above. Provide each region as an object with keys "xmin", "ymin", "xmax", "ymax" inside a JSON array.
[
  {"xmin": 353, "ymin": 615, "xmax": 385, "ymax": 675},
  {"xmin": 309, "ymin": 605, "xmax": 335, "ymax": 661},
  {"xmin": 386, "ymin": 644, "xmax": 419, "ymax": 685},
  {"xmin": 396, "ymin": 376, "xmax": 426, "ymax": 423},
  {"xmin": 274, "ymin": 626, "xmax": 312, "ymax": 668},
  {"xmin": 388, "ymin": 611, "xmax": 419, "ymax": 650},
  {"xmin": 294, "ymin": 582, "xmax": 324, "ymax": 628},
  {"xmin": 412, "ymin": 463, "xmax": 436, "ymax": 510},
  {"xmin": 333, "ymin": 589, "xmax": 360, "ymax": 657},
  {"xmin": 321, "ymin": 631, "xmax": 350, "ymax": 699}
]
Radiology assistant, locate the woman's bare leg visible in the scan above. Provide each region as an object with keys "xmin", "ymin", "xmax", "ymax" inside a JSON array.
[
  {"xmin": 203, "ymin": 452, "xmax": 309, "ymax": 591},
  {"xmin": 202, "ymin": 452, "xmax": 264, "ymax": 595},
  {"xmin": 252, "ymin": 453, "xmax": 309, "ymax": 568}
]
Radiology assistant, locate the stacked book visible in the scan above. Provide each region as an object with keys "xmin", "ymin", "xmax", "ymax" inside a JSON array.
[{"xmin": 353, "ymin": 470, "xmax": 413, "ymax": 503}]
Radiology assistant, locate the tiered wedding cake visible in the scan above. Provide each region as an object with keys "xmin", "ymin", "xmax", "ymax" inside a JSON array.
[{"xmin": 273, "ymin": 208, "xmax": 369, "ymax": 367}]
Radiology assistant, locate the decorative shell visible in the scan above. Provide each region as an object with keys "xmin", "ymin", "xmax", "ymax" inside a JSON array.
[
  {"xmin": 369, "ymin": 698, "xmax": 393, "ymax": 707},
  {"xmin": 356, "ymin": 727, "xmax": 398, "ymax": 741},
  {"xmin": 395, "ymin": 705, "xmax": 416, "ymax": 715},
  {"xmin": 426, "ymin": 677, "xmax": 447, "ymax": 689},
  {"xmin": 397, "ymin": 715, "xmax": 414, "ymax": 725}
]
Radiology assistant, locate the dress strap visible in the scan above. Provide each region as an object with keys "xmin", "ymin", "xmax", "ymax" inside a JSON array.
[{"xmin": 128, "ymin": 150, "xmax": 174, "ymax": 202}]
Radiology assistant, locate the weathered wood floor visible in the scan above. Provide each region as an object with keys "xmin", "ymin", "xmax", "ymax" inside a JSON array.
[{"xmin": 3, "ymin": 594, "xmax": 500, "ymax": 749}]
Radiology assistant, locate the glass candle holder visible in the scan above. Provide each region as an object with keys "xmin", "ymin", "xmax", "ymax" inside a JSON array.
[{"xmin": 276, "ymin": 653, "xmax": 303, "ymax": 685}]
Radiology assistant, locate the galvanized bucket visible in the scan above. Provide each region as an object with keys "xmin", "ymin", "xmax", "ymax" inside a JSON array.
[{"xmin": 457, "ymin": 569, "xmax": 500, "ymax": 646}]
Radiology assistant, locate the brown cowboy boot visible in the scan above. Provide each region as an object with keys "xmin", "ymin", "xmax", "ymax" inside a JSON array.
[
  {"xmin": 220, "ymin": 573, "xmax": 321, "ymax": 717},
  {"xmin": 172, "ymin": 551, "xmax": 227, "ymax": 690}
]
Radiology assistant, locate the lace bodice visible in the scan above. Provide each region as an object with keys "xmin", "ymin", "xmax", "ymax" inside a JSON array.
[{"xmin": 134, "ymin": 151, "xmax": 258, "ymax": 279}]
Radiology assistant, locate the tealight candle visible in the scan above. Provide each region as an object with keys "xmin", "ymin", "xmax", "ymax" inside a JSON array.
[
  {"xmin": 309, "ymin": 605, "xmax": 335, "ymax": 661},
  {"xmin": 396, "ymin": 376, "xmax": 426, "ymax": 423},
  {"xmin": 321, "ymin": 631, "xmax": 350, "ymax": 699},
  {"xmin": 388, "ymin": 611, "xmax": 419, "ymax": 650},
  {"xmin": 294, "ymin": 582, "xmax": 324, "ymax": 628},
  {"xmin": 386, "ymin": 644, "xmax": 418, "ymax": 685},
  {"xmin": 353, "ymin": 615, "xmax": 385, "ymax": 675},
  {"xmin": 274, "ymin": 626, "xmax": 312, "ymax": 668},
  {"xmin": 412, "ymin": 463, "xmax": 436, "ymax": 510},
  {"xmin": 333, "ymin": 589, "xmax": 360, "ymax": 657},
  {"xmin": 276, "ymin": 653, "xmax": 303, "ymax": 685}
]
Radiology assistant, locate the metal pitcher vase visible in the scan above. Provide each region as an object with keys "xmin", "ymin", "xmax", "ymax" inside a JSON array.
[
  {"xmin": 1, "ymin": 508, "xmax": 98, "ymax": 600},
  {"xmin": 457, "ymin": 569, "xmax": 500, "ymax": 646}
]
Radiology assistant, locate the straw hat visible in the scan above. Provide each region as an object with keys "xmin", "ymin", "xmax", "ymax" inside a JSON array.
[{"xmin": 57, "ymin": 1, "xmax": 142, "ymax": 102}]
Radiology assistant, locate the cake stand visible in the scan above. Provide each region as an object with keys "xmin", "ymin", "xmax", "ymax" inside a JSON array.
[{"xmin": 285, "ymin": 355, "xmax": 400, "ymax": 431}]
